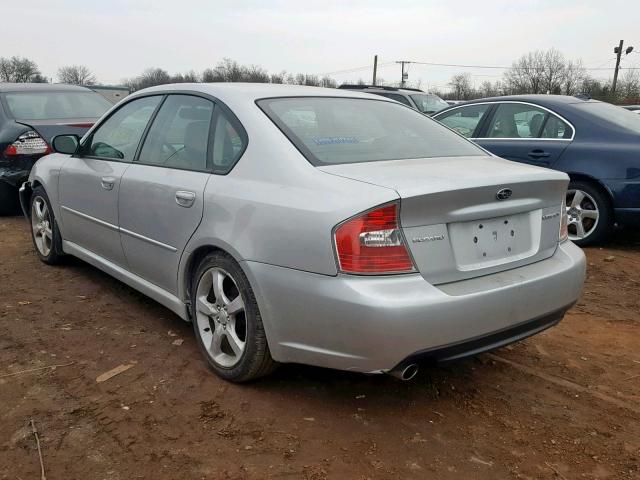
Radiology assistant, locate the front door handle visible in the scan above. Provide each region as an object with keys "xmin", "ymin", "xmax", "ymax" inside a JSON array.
[
  {"xmin": 528, "ymin": 149, "xmax": 551, "ymax": 159},
  {"xmin": 175, "ymin": 190, "xmax": 196, "ymax": 208},
  {"xmin": 101, "ymin": 176, "xmax": 116, "ymax": 190}
]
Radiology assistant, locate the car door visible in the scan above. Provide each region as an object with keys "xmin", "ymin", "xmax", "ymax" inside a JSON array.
[
  {"xmin": 474, "ymin": 102, "xmax": 573, "ymax": 167},
  {"xmin": 58, "ymin": 95, "xmax": 162, "ymax": 267},
  {"xmin": 117, "ymin": 94, "xmax": 217, "ymax": 294}
]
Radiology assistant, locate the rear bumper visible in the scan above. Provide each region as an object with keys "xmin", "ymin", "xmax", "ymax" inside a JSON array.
[{"xmin": 243, "ymin": 241, "xmax": 586, "ymax": 373}]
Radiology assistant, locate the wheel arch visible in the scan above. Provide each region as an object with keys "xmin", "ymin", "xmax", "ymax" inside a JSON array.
[
  {"xmin": 179, "ymin": 241, "xmax": 247, "ymax": 321},
  {"xmin": 565, "ymin": 172, "xmax": 614, "ymax": 205}
]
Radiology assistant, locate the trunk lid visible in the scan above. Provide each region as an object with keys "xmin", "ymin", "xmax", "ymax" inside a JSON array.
[
  {"xmin": 16, "ymin": 118, "xmax": 96, "ymax": 144},
  {"xmin": 320, "ymin": 156, "xmax": 568, "ymax": 284}
]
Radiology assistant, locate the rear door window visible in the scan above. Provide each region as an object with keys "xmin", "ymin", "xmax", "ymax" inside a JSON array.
[
  {"xmin": 211, "ymin": 110, "xmax": 246, "ymax": 172},
  {"xmin": 486, "ymin": 103, "xmax": 549, "ymax": 138},
  {"xmin": 435, "ymin": 104, "xmax": 491, "ymax": 137}
]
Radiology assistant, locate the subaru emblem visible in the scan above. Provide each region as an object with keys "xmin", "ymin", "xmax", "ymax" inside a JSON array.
[{"xmin": 496, "ymin": 188, "xmax": 512, "ymax": 200}]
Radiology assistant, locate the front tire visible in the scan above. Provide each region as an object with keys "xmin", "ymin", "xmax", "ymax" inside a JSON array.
[
  {"xmin": 566, "ymin": 180, "xmax": 613, "ymax": 247},
  {"xmin": 191, "ymin": 252, "xmax": 277, "ymax": 382},
  {"xmin": 30, "ymin": 186, "xmax": 64, "ymax": 264}
]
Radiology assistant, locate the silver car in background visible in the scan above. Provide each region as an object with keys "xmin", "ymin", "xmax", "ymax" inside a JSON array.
[{"xmin": 21, "ymin": 83, "xmax": 586, "ymax": 382}]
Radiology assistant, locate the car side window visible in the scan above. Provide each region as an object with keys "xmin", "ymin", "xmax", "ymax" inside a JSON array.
[
  {"xmin": 137, "ymin": 95, "xmax": 214, "ymax": 171},
  {"xmin": 373, "ymin": 92, "xmax": 413, "ymax": 107},
  {"xmin": 83, "ymin": 96, "xmax": 161, "ymax": 161},
  {"xmin": 540, "ymin": 114, "xmax": 572, "ymax": 139},
  {"xmin": 486, "ymin": 103, "xmax": 549, "ymax": 139},
  {"xmin": 211, "ymin": 109, "xmax": 246, "ymax": 173},
  {"xmin": 436, "ymin": 104, "xmax": 490, "ymax": 137}
]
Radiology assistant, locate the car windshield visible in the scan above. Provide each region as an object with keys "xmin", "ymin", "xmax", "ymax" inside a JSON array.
[
  {"xmin": 3, "ymin": 91, "xmax": 112, "ymax": 120},
  {"xmin": 410, "ymin": 94, "xmax": 450, "ymax": 114},
  {"xmin": 258, "ymin": 97, "xmax": 486, "ymax": 166},
  {"xmin": 574, "ymin": 101, "xmax": 640, "ymax": 134}
]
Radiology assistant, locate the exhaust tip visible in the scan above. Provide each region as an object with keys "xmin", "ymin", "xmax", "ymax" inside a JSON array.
[{"xmin": 389, "ymin": 363, "xmax": 419, "ymax": 381}]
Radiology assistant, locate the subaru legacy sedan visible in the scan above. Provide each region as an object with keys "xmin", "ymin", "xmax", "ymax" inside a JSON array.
[{"xmin": 21, "ymin": 84, "xmax": 585, "ymax": 382}]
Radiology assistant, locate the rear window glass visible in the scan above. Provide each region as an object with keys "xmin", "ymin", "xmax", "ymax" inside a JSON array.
[
  {"xmin": 3, "ymin": 91, "xmax": 112, "ymax": 120},
  {"xmin": 410, "ymin": 94, "xmax": 450, "ymax": 114},
  {"xmin": 573, "ymin": 101, "xmax": 640, "ymax": 134},
  {"xmin": 257, "ymin": 97, "xmax": 486, "ymax": 166}
]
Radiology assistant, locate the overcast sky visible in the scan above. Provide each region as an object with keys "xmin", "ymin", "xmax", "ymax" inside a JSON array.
[{"xmin": 4, "ymin": 0, "xmax": 639, "ymax": 90}]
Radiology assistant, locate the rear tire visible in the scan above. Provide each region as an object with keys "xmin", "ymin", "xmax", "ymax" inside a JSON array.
[
  {"xmin": 0, "ymin": 182, "xmax": 20, "ymax": 216},
  {"xmin": 30, "ymin": 186, "xmax": 64, "ymax": 265},
  {"xmin": 566, "ymin": 180, "xmax": 613, "ymax": 247},
  {"xmin": 191, "ymin": 251, "xmax": 277, "ymax": 382}
]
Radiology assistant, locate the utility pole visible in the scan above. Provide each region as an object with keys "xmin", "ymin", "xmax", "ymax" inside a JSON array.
[
  {"xmin": 372, "ymin": 55, "xmax": 378, "ymax": 86},
  {"xmin": 612, "ymin": 40, "xmax": 624, "ymax": 97},
  {"xmin": 396, "ymin": 60, "xmax": 410, "ymax": 87}
]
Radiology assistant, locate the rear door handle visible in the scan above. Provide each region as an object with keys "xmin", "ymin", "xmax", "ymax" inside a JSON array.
[
  {"xmin": 528, "ymin": 149, "xmax": 551, "ymax": 159},
  {"xmin": 101, "ymin": 176, "xmax": 116, "ymax": 190},
  {"xmin": 175, "ymin": 190, "xmax": 196, "ymax": 208}
]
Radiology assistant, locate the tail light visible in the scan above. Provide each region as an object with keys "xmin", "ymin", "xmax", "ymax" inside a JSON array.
[
  {"xmin": 334, "ymin": 203, "xmax": 416, "ymax": 274},
  {"xmin": 3, "ymin": 130, "xmax": 51, "ymax": 157},
  {"xmin": 559, "ymin": 197, "xmax": 569, "ymax": 242}
]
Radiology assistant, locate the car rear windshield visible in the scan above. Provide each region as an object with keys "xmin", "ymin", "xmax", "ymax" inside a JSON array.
[
  {"xmin": 257, "ymin": 97, "xmax": 486, "ymax": 166},
  {"xmin": 573, "ymin": 101, "xmax": 640, "ymax": 134},
  {"xmin": 3, "ymin": 91, "xmax": 112, "ymax": 120},
  {"xmin": 410, "ymin": 94, "xmax": 450, "ymax": 114}
]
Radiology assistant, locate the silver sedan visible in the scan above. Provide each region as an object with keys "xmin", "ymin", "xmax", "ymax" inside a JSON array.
[{"xmin": 21, "ymin": 83, "xmax": 586, "ymax": 382}]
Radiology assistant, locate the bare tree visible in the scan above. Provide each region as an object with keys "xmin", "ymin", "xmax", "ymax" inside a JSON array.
[
  {"xmin": 562, "ymin": 60, "xmax": 587, "ymax": 95},
  {"xmin": 448, "ymin": 73, "xmax": 474, "ymax": 99},
  {"xmin": 541, "ymin": 48, "xmax": 566, "ymax": 94},
  {"xmin": 58, "ymin": 65, "xmax": 96, "ymax": 85},
  {"xmin": 478, "ymin": 80, "xmax": 499, "ymax": 98},
  {"xmin": 0, "ymin": 56, "xmax": 41, "ymax": 82},
  {"xmin": 269, "ymin": 71, "xmax": 287, "ymax": 84},
  {"xmin": 124, "ymin": 68, "xmax": 171, "ymax": 91},
  {"xmin": 210, "ymin": 58, "xmax": 246, "ymax": 82},
  {"xmin": 319, "ymin": 76, "xmax": 337, "ymax": 88},
  {"xmin": 618, "ymin": 68, "xmax": 640, "ymax": 100},
  {"xmin": 244, "ymin": 65, "xmax": 270, "ymax": 83},
  {"xmin": 504, "ymin": 50, "xmax": 546, "ymax": 94},
  {"xmin": 503, "ymin": 49, "xmax": 586, "ymax": 95}
]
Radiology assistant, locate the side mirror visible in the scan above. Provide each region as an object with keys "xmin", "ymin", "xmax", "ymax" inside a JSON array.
[{"xmin": 51, "ymin": 134, "xmax": 80, "ymax": 155}]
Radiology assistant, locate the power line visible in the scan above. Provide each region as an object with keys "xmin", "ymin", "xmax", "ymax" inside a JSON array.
[
  {"xmin": 321, "ymin": 62, "xmax": 394, "ymax": 76},
  {"xmin": 399, "ymin": 60, "xmax": 640, "ymax": 71}
]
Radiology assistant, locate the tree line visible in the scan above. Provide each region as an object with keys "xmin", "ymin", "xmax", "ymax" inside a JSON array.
[
  {"xmin": 2, "ymin": 50, "xmax": 639, "ymax": 103},
  {"xmin": 121, "ymin": 58, "xmax": 337, "ymax": 91},
  {"xmin": 440, "ymin": 48, "xmax": 638, "ymax": 103}
]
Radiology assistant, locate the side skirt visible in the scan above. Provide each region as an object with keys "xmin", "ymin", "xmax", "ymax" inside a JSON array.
[{"xmin": 63, "ymin": 240, "xmax": 189, "ymax": 321}]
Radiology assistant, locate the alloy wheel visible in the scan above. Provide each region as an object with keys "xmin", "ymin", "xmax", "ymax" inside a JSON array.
[
  {"xmin": 195, "ymin": 267, "xmax": 247, "ymax": 368},
  {"xmin": 31, "ymin": 196, "xmax": 53, "ymax": 257},
  {"xmin": 566, "ymin": 189, "xmax": 599, "ymax": 241}
]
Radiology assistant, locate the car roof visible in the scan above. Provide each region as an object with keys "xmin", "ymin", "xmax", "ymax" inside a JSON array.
[
  {"xmin": 444, "ymin": 94, "xmax": 600, "ymax": 108},
  {"xmin": 130, "ymin": 82, "xmax": 400, "ymax": 103},
  {"xmin": 0, "ymin": 83, "xmax": 94, "ymax": 93}
]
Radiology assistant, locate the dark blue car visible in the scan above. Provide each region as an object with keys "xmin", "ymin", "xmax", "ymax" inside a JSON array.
[{"xmin": 434, "ymin": 95, "xmax": 640, "ymax": 246}]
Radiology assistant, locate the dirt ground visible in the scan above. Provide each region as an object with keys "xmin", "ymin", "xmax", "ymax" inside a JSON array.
[{"xmin": 0, "ymin": 215, "xmax": 638, "ymax": 480}]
